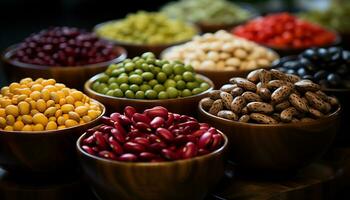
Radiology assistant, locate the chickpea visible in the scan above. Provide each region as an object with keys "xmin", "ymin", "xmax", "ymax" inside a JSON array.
[
  {"xmin": 32, "ymin": 124, "xmax": 44, "ymax": 131},
  {"xmin": 6, "ymin": 115, "xmax": 15, "ymax": 125},
  {"xmin": 36, "ymin": 99, "xmax": 47, "ymax": 112},
  {"xmin": 14, "ymin": 121, "xmax": 24, "ymax": 131},
  {"xmin": 4, "ymin": 126, "xmax": 13, "ymax": 131},
  {"xmin": 65, "ymin": 119, "xmax": 78, "ymax": 128},
  {"xmin": 68, "ymin": 111, "xmax": 80, "ymax": 122},
  {"xmin": 22, "ymin": 125, "xmax": 33, "ymax": 131},
  {"xmin": 46, "ymin": 121, "xmax": 58, "ymax": 130},
  {"xmin": 41, "ymin": 89, "xmax": 50, "ymax": 101},
  {"xmin": 5, "ymin": 105, "xmax": 19, "ymax": 117},
  {"xmin": 22, "ymin": 115, "xmax": 33, "ymax": 124},
  {"xmin": 61, "ymin": 104, "xmax": 74, "ymax": 114},
  {"xmin": 32, "ymin": 113, "xmax": 49, "ymax": 126},
  {"xmin": 44, "ymin": 107, "xmax": 57, "ymax": 117},
  {"xmin": 66, "ymin": 96, "xmax": 75, "ymax": 104},
  {"xmin": 70, "ymin": 91, "xmax": 83, "ymax": 101},
  {"xmin": 75, "ymin": 106, "xmax": 89, "ymax": 117},
  {"xmin": 18, "ymin": 101, "xmax": 30, "ymax": 115}
]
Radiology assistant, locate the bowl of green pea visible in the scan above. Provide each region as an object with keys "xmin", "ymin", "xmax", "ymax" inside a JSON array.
[{"xmin": 84, "ymin": 52, "xmax": 214, "ymax": 116}]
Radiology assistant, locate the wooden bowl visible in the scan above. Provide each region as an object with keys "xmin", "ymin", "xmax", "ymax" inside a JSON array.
[
  {"xmin": 198, "ymin": 103, "xmax": 341, "ymax": 172},
  {"xmin": 0, "ymin": 101, "xmax": 105, "ymax": 174},
  {"xmin": 161, "ymin": 47, "xmax": 279, "ymax": 88},
  {"xmin": 76, "ymin": 130, "xmax": 228, "ymax": 200},
  {"xmin": 94, "ymin": 20, "xmax": 199, "ymax": 57},
  {"xmin": 84, "ymin": 73, "xmax": 214, "ymax": 116},
  {"xmin": 1, "ymin": 45, "xmax": 127, "ymax": 90}
]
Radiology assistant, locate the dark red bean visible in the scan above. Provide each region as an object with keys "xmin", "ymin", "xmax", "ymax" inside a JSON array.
[
  {"xmin": 82, "ymin": 145, "xmax": 95, "ymax": 155},
  {"xmin": 119, "ymin": 153, "xmax": 138, "ymax": 162},
  {"xmin": 148, "ymin": 134, "xmax": 162, "ymax": 143},
  {"xmin": 165, "ymin": 113, "xmax": 174, "ymax": 127},
  {"xmin": 86, "ymin": 127, "xmax": 98, "ymax": 134},
  {"xmin": 207, "ymin": 127, "xmax": 217, "ymax": 135},
  {"xmin": 124, "ymin": 142, "xmax": 145, "ymax": 153},
  {"xmin": 161, "ymin": 149, "xmax": 178, "ymax": 160},
  {"xmin": 174, "ymin": 135, "xmax": 187, "ymax": 145},
  {"xmin": 173, "ymin": 113, "xmax": 181, "ymax": 121},
  {"xmin": 151, "ymin": 158, "xmax": 166, "ymax": 162},
  {"xmin": 199, "ymin": 123, "xmax": 210, "ymax": 130},
  {"xmin": 150, "ymin": 116, "xmax": 165, "ymax": 129},
  {"xmin": 156, "ymin": 128, "xmax": 174, "ymax": 142},
  {"xmin": 145, "ymin": 106, "xmax": 168, "ymax": 119},
  {"xmin": 94, "ymin": 131, "xmax": 108, "ymax": 149},
  {"xmin": 98, "ymin": 151, "xmax": 117, "ymax": 160},
  {"xmin": 198, "ymin": 132, "xmax": 213, "ymax": 149},
  {"xmin": 99, "ymin": 125, "xmax": 113, "ymax": 133},
  {"xmin": 149, "ymin": 142, "xmax": 167, "ymax": 152},
  {"xmin": 124, "ymin": 106, "xmax": 136, "ymax": 119},
  {"xmin": 171, "ymin": 129, "xmax": 183, "ymax": 136},
  {"xmin": 128, "ymin": 130, "xmax": 146, "ymax": 139},
  {"xmin": 110, "ymin": 113, "xmax": 121, "ymax": 123},
  {"xmin": 198, "ymin": 148, "xmax": 210, "ymax": 156},
  {"xmin": 119, "ymin": 115, "xmax": 132, "ymax": 126},
  {"xmin": 210, "ymin": 134, "xmax": 223, "ymax": 150},
  {"xmin": 82, "ymin": 135, "xmax": 95, "ymax": 145},
  {"xmin": 101, "ymin": 116, "xmax": 114, "ymax": 126},
  {"xmin": 168, "ymin": 145, "xmax": 177, "ymax": 152},
  {"xmin": 111, "ymin": 128, "xmax": 126, "ymax": 143},
  {"xmin": 182, "ymin": 142, "xmax": 197, "ymax": 159},
  {"xmin": 108, "ymin": 136, "xmax": 123, "ymax": 155},
  {"xmin": 134, "ymin": 122, "xmax": 151, "ymax": 131},
  {"xmin": 187, "ymin": 135, "xmax": 198, "ymax": 143},
  {"xmin": 132, "ymin": 113, "xmax": 151, "ymax": 124},
  {"xmin": 139, "ymin": 152, "xmax": 157, "ymax": 161},
  {"xmin": 113, "ymin": 121, "xmax": 127, "ymax": 135},
  {"xmin": 178, "ymin": 121, "xmax": 199, "ymax": 129},
  {"xmin": 133, "ymin": 137, "xmax": 150, "ymax": 146},
  {"xmin": 191, "ymin": 129, "xmax": 207, "ymax": 137},
  {"xmin": 168, "ymin": 124, "xmax": 178, "ymax": 131}
]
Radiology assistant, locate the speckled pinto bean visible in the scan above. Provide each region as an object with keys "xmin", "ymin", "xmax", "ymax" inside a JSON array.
[
  {"xmin": 200, "ymin": 98, "xmax": 214, "ymax": 110},
  {"xmin": 200, "ymin": 69, "xmax": 339, "ymax": 124}
]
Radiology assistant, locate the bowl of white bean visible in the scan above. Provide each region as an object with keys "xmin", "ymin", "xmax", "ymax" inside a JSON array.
[{"xmin": 161, "ymin": 30, "xmax": 279, "ymax": 88}]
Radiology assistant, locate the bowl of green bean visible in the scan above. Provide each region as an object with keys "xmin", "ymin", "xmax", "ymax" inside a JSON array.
[{"xmin": 84, "ymin": 52, "xmax": 214, "ymax": 116}]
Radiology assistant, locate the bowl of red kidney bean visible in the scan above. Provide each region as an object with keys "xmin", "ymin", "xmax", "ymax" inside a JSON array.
[
  {"xmin": 77, "ymin": 106, "xmax": 228, "ymax": 200},
  {"xmin": 232, "ymin": 12, "xmax": 340, "ymax": 56},
  {"xmin": 1, "ymin": 27, "xmax": 127, "ymax": 89}
]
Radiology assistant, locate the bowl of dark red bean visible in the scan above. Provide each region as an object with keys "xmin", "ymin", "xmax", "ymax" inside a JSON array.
[
  {"xmin": 77, "ymin": 106, "xmax": 228, "ymax": 200},
  {"xmin": 272, "ymin": 46, "xmax": 350, "ymax": 146},
  {"xmin": 1, "ymin": 27, "xmax": 127, "ymax": 89}
]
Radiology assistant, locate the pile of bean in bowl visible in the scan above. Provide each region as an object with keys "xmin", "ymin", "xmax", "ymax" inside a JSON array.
[
  {"xmin": 200, "ymin": 69, "xmax": 339, "ymax": 124},
  {"xmin": 81, "ymin": 106, "xmax": 224, "ymax": 162},
  {"xmin": 0, "ymin": 78, "xmax": 102, "ymax": 131},
  {"xmin": 91, "ymin": 52, "xmax": 211, "ymax": 99},
  {"xmin": 10, "ymin": 27, "xmax": 120, "ymax": 66},
  {"xmin": 162, "ymin": 30, "xmax": 278, "ymax": 71},
  {"xmin": 273, "ymin": 47, "xmax": 350, "ymax": 89}
]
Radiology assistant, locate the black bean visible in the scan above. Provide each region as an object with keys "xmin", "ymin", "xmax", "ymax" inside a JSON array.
[
  {"xmin": 313, "ymin": 70, "xmax": 328, "ymax": 81},
  {"xmin": 302, "ymin": 75, "xmax": 314, "ymax": 81},
  {"xmin": 297, "ymin": 67, "xmax": 307, "ymax": 77},
  {"xmin": 327, "ymin": 73, "xmax": 342, "ymax": 86}
]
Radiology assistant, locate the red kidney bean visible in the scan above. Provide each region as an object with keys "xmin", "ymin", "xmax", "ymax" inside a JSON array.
[
  {"xmin": 186, "ymin": 135, "xmax": 198, "ymax": 143},
  {"xmin": 198, "ymin": 148, "xmax": 210, "ymax": 156},
  {"xmin": 151, "ymin": 158, "xmax": 166, "ymax": 162},
  {"xmin": 167, "ymin": 145, "xmax": 177, "ymax": 152},
  {"xmin": 139, "ymin": 152, "xmax": 157, "ymax": 161},
  {"xmin": 83, "ymin": 135, "xmax": 95, "ymax": 145},
  {"xmin": 150, "ymin": 116, "xmax": 165, "ymax": 129},
  {"xmin": 128, "ymin": 130, "xmax": 146, "ymax": 139},
  {"xmin": 199, "ymin": 123, "xmax": 210, "ymax": 130},
  {"xmin": 156, "ymin": 128, "xmax": 174, "ymax": 142},
  {"xmin": 208, "ymin": 127, "xmax": 217, "ymax": 135},
  {"xmin": 119, "ymin": 153, "xmax": 138, "ymax": 162},
  {"xmin": 113, "ymin": 121, "xmax": 127, "ymax": 135},
  {"xmin": 191, "ymin": 129, "xmax": 207, "ymax": 137},
  {"xmin": 108, "ymin": 136, "xmax": 123, "ymax": 155},
  {"xmin": 124, "ymin": 142, "xmax": 145, "ymax": 153},
  {"xmin": 124, "ymin": 106, "xmax": 137, "ymax": 119},
  {"xmin": 94, "ymin": 131, "xmax": 108, "ymax": 150},
  {"xmin": 110, "ymin": 113, "xmax": 121, "ymax": 123},
  {"xmin": 86, "ymin": 127, "xmax": 98, "ymax": 134},
  {"xmin": 133, "ymin": 137, "xmax": 150, "ymax": 147},
  {"xmin": 149, "ymin": 142, "xmax": 167, "ymax": 152},
  {"xmin": 134, "ymin": 122, "xmax": 151, "ymax": 131},
  {"xmin": 198, "ymin": 132, "xmax": 213, "ymax": 149},
  {"xmin": 99, "ymin": 151, "xmax": 117, "ymax": 160},
  {"xmin": 132, "ymin": 113, "xmax": 151, "ymax": 124},
  {"xmin": 165, "ymin": 113, "xmax": 174, "ymax": 127},
  {"xmin": 210, "ymin": 134, "xmax": 223, "ymax": 151},
  {"xmin": 82, "ymin": 145, "xmax": 95, "ymax": 155},
  {"xmin": 119, "ymin": 115, "xmax": 132, "ymax": 126},
  {"xmin": 111, "ymin": 128, "xmax": 126, "ymax": 143},
  {"xmin": 182, "ymin": 142, "xmax": 197, "ymax": 159},
  {"xmin": 148, "ymin": 134, "xmax": 162, "ymax": 143},
  {"xmin": 179, "ymin": 115, "xmax": 189, "ymax": 122},
  {"xmin": 168, "ymin": 124, "xmax": 178, "ymax": 131},
  {"xmin": 161, "ymin": 149, "xmax": 177, "ymax": 160},
  {"xmin": 174, "ymin": 135, "xmax": 187, "ymax": 145},
  {"xmin": 173, "ymin": 113, "xmax": 181, "ymax": 121},
  {"xmin": 145, "ymin": 106, "xmax": 168, "ymax": 119},
  {"xmin": 101, "ymin": 116, "xmax": 114, "ymax": 126},
  {"xmin": 171, "ymin": 129, "xmax": 183, "ymax": 136},
  {"xmin": 99, "ymin": 125, "xmax": 113, "ymax": 133}
]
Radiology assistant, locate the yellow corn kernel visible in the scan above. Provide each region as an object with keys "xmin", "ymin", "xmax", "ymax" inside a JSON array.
[
  {"xmin": 6, "ymin": 115, "xmax": 15, "ymax": 125},
  {"xmin": 22, "ymin": 115, "xmax": 33, "ymax": 124},
  {"xmin": 18, "ymin": 101, "xmax": 30, "ymax": 115},
  {"xmin": 32, "ymin": 124, "xmax": 44, "ymax": 131},
  {"xmin": 4, "ymin": 126, "xmax": 13, "ymax": 131},
  {"xmin": 13, "ymin": 121, "xmax": 24, "ymax": 131},
  {"xmin": 61, "ymin": 104, "xmax": 74, "ymax": 113},
  {"xmin": 65, "ymin": 119, "xmax": 78, "ymax": 128},
  {"xmin": 36, "ymin": 99, "xmax": 47, "ymax": 112},
  {"xmin": 22, "ymin": 125, "xmax": 32, "ymax": 131},
  {"xmin": 45, "ymin": 121, "xmax": 58, "ymax": 130},
  {"xmin": 5, "ymin": 105, "xmax": 19, "ymax": 117},
  {"xmin": 32, "ymin": 113, "xmax": 49, "ymax": 126}
]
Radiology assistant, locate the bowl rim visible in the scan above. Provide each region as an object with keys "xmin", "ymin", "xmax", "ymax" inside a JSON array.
[
  {"xmin": 0, "ymin": 99, "xmax": 106, "ymax": 135},
  {"xmin": 1, "ymin": 44, "xmax": 127, "ymax": 70},
  {"xmin": 84, "ymin": 73, "xmax": 215, "ymax": 102},
  {"xmin": 198, "ymin": 102, "xmax": 342, "ymax": 128},
  {"xmin": 272, "ymin": 55, "xmax": 350, "ymax": 93},
  {"xmin": 160, "ymin": 46, "xmax": 280, "ymax": 73},
  {"xmin": 93, "ymin": 19, "xmax": 200, "ymax": 47},
  {"xmin": 76, "ymin": 127, "xmax": 228, "ymax": 166}
]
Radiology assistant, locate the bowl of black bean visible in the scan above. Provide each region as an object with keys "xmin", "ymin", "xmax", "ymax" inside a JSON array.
[{"xmin": 272, "ymin": 46, "xmax": 350, "ymax": 147}]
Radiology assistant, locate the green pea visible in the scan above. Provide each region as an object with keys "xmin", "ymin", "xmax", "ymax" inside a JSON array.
[
  {"xmin": 162, "ymin": 63, "xmax": 173, "ymax": 75},
  {"xmin": 142, "ymin": 63, "xmax": 150, "ymax": 72},
  {"xmin": 174, "ymin": 64, "xmax": 185, "ymax": 75},
  {"xmin": 92, "ymin": 81, "xmax": 100, "ymax": 91},
  {"xmin": 192, "ymin": 88, "xmax": 203, "ymax": 95},
  {"xmin": 158, "ymin": 91, "xmax": 168, "ymax": 99},
  {"xmin": 135, "ymin": 91, "xmax": 145, "ymax": 99},
  {"xmin": 155, "ymin": 59, "xmax": 163, "ymax": 67},
  {"xmin": 130, "ymin": 84, "xmax": 140, "ymax": 92},
  {"xmin": 153, "ymin": 84, "xmax": 165, "ymax": 93},
  {"xmin": 123, "ymin": 58, "xmax": 132, "ymax": 63},
  {"xmin": 166, "ymin": 87, "xmax": 179, "ymax": 98},
  {"xmin": 96, "ymin": 83, "xmax": 108, "ymax": 93},
  {"xmin": 105, "ymin": 67, "xmax": 114, "ymax": 76},
  {"xmin": 174, "ymin": 75, "xmax": 182, "ymax": 81},
  {"xmin": 146, "ymin": 58, "xmax": 156, "ymax": 64},
  {"xmin": 132, "ymin": 56, "xmax": 140, "ymax": 61},
  {"xmin": 184, "ymin": 65, "xmax": 194, "ymax": 72},
  {"xmin": 128, "ymin": 74, "xmax": 143, "ymax": 85},
  {"xmin": 164, "ymin": 79, "xmax": 176, "ymax": 88},
  {"xmin": 141, "ymin": 52, "xmax": 155, "ymax": 59},
  {"xmin": 186, "ymin": 82, "xmax": 199, "ymax": 90},
  {"xmin": 183, "ymin": 71, "xmax": 195, "ymax": 82},
  {"xmin": 101, "ymin": 87, "xmax": 109, "ymax": 94},
  {"xmin": 109, "ymin": 83, "xmax": 119, "ymax": 90},
  {"xmin": 97, "ymin": 74, "xmax": 109, "ymax": 83},
  {"xmin": 134, "ymin": 69, "xmax": 143, "ymax": 75},
  {"xmin": 148, "ymin": 80, "xmax": 158, "ymax": 87},
  {"xmin": 113, "ymin": 89, "xmax": 124, "ymax": 97},
  {"xmin": 195, "ymin": 76, "xmax": 204, "ymax": 83},
  {"xmin": 125, "ymin": 90, "xmax": 135, "ymax": 98},
  {"xmin": 120, "ymin": 83, "xmax": 129, "ymax": 92},
  {"xmin": 108, "ymin": 77, "xmax": 118, "ymax": 84},
  {"xmin": 111, "ymin": 68, "xmax": 125, "ymax": 77},
  {"xmin": 119, "ymin": 73, "xmax": 128, "ymax": 77},
  {"xmin": 135, "ymin": 59, "xmax": 144, "ymax": 69},
  {"xmin": 181, "ymin": 89, "xmax": 192, "ymax": 97},
  {"xmin": 106, "ymin": 90, "xmax": 114, "ymax": 96},
  {"xmin": 124, "ymin": 62, "xmax": 135, "ymax": 72},
  {"xmin": 157, "ymin": 72, "xmax": 167, "ymax": 83},
  {"xmin": 151, "ymin": 67, "xmax": 161, "ymax": 74},
  {"xmin": 142, "ymin": 72, "xmax": 154, "ymax": 81},
  {"xmin": 116, "ymin": 76, "xmax": 129, "ymax": 84},
  {"xmin": 145, "ymin": 89, "xmax": 158, "ymax": 99},
  {"xmin": 176, "ymin": 80, "xmax": 186, "ymax": 90},
  {"xmin": 140, "ymin": 84, "xmax": 152, "ymax": 91},
  {"xmin": 200, "ymin": 82, "xmax": 210, "ymax": 91}
]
